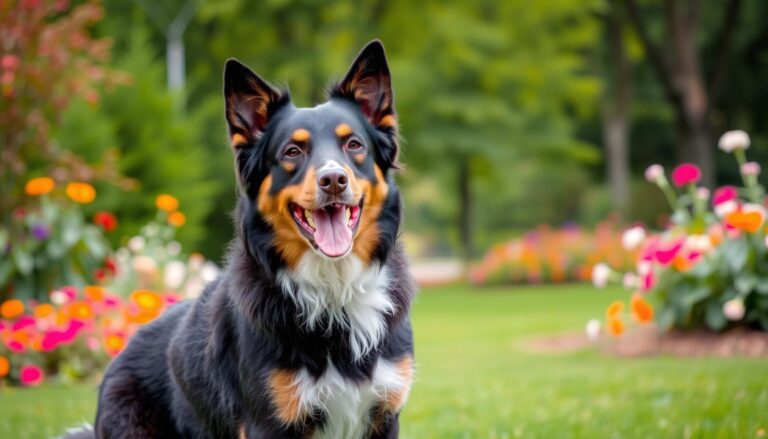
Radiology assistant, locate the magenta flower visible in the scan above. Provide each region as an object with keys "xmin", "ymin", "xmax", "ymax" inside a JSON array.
[
  {"xmin": 654, "ymin": 239, "xmax": 684, "ymax": 265},
  {"xmin": 713, "ymin": 185, "xmax": 738, "ymax": 206},
  {"xmin": 671, "ymin": 163, "xmax": 701, "ymax": 187},
  {"xmin": 19, "ymin": 364, "xmax": 44, "ymax": 387}
]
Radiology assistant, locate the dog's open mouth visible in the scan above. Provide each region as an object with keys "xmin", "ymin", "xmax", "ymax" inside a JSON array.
[{"xmin": 290, "ymin": 200, "xmax": 362, "ymax": 258}]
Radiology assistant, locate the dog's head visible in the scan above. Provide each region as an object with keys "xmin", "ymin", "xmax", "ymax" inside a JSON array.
[{"xmin": 225, "ymin": 40, "xmax": 401, "ymax": 271}]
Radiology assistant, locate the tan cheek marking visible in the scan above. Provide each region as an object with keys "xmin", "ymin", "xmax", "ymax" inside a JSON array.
[
  {"xmin": 268, "ymin": 370, "xmax": 305, "ymax": 425},
  {"xmin": 239, "ymin": 424, "xmax": 247, "ymax": 439},
  {"xmin": 352, "ymin": 165, "xmax": 389, "ymax": 264},
  {"xmin": 385, "ymin": 356, "xmax": 414, "ymax": 412},
  {"xmin": 379, "ymin": 114, "xmax": 397, "ymax": 128},
  {"xmin": 353, "ymin": 153, "xmax": 365, "ymax": 165},
  {"xmin": 335, "ymin": 123, "xmax": 353, "ymax": 137},
  {"xmin": 291, "ymin": 128, "xmax": 310, "ymax": 143},
  {"xmin": 256, "ymin": 173, "xmax": 313, "ymax": 269},
  {"xmin": 281, "ymin": 161, "xmax": 297, "ymax": 173},
  {"xmin": 231, "ymin": 133, "xmax": 248, "ymax": 147}
]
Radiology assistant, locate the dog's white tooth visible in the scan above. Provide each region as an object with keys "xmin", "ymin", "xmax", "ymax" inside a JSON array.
[
  {"xmin": 346, "ymin": 206, "xmax": 352, "ymax": 222},
  {"xmin": 306, "ymin": 210, "xmax": 316, "ymax": 229}
]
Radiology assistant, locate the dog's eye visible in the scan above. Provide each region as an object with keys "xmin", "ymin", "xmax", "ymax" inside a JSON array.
[
  {"xmin": 347, "ymin": 139, "xmax": 363, "ymax": 151},
  {"xmin": 284, "ymin": 145, "xmax": 302, "ymax": 158}
]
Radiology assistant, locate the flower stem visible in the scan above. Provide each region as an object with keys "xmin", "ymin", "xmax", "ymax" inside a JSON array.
[{"xmin": 734, "ymin": 148, "xmax": 760, "ymax": 203}]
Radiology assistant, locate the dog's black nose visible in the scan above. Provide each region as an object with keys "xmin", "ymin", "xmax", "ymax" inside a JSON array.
[{"xmin": 317, "ymin": 170, "xmax": 348, "ymax": 194}]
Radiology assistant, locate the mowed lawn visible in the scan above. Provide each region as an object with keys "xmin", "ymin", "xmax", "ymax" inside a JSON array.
[{"xmin": 1, "ymin": 284, "xmax": 766, "ymax": 438}]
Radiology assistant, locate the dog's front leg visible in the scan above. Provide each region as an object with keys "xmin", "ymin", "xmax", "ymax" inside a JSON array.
[{"xmin": 369, "ymin": 411, "xmax": 400, "ymax": 439}]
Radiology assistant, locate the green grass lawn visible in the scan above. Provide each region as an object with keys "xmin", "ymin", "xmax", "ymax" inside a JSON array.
[{"xmin": 2, "ymin": 284, "xmax": 766, "ymax": 438}]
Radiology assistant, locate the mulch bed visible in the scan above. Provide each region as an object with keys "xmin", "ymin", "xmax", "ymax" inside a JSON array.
[{"xmin": 526, "ymin": 326, "xmax": 768, "ymax": 358}]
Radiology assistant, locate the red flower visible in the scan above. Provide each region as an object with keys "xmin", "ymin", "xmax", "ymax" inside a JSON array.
[
  {"xmin": 671, "ymin": 163, "xmax": 701, "ymax": 187},
  {"xmin": 93, "ymin": 211, "xmax": 118, "ymax": 232}
]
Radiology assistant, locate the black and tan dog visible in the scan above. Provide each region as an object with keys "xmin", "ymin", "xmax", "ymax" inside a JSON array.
[{"xmin": 76, "ymin": 40, "xmax": 415, "ymax": 438}]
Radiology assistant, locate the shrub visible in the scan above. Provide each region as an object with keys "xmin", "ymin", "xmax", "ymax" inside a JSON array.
[
  {"xmin": 591, "ymin": 130, "xmax": 768, "ymax": 337},
  {"xmin": 470, "ymin": 218, "xmax": 636, "ymax": 285}
]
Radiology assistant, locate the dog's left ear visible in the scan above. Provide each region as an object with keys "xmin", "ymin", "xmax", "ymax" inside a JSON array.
[{"xmin": 331, "ymin": 40, "xmax": 397, "ymax": 134}]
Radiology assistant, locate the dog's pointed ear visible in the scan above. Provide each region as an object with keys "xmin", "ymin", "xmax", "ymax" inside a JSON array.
[
  {"xmin": 331, "ymin": 40, "xmax": 397, "ymax": 133},
  {"xmin": 224, "ymin": 59, "xmax": 284, "ymax": 149}
]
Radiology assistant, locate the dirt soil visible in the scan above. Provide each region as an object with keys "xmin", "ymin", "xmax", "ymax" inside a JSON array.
[{"xmin": 526, "ymin": 326, "xmax": 768, "ymax": 358}]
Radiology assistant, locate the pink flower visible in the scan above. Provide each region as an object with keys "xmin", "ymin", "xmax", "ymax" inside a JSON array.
[
  {"xmin": 592, "ymin": 263, "xmax": 611, "ymax": 288},
  {"xmin": 644, "ymin": 164, "xmax": 664, "ymax": 183},
  {"xmin": 654, "ymin": 238, "xmax": 684, "ymax": 265},
  {"xmin": 20, "ymin": 364, "xmax": 44, "ymax": 387},
  {"xmin": 0, "ymin": 54, "xmax": 19, "ymax": 71},
  {"xmin": 741, "ymin": 161, "xmax": 761, "ymax": 176},
  {"xmin": 671, "ymin": 163, "xmax": 701, "ymax": 187},
  {"xmin": 713, "ymin": 186, "xmax": 738, "ymax": 206}
]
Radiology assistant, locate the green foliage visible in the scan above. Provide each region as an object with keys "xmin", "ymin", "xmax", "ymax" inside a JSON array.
[
  {"xmin": 56, "ymin": 29, "xmax": 222, "ymax": 251},
  {"xmin": 0, "ymin": 194, "xmax": 110, "ymax": 301}
]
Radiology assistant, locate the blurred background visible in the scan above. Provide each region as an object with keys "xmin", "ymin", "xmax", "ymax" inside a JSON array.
[{"xmin": 2, "ymin": 0, "xmax": 768, "ymax": 437}]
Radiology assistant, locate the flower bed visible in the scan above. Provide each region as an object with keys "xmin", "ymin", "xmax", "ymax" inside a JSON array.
[
  {"xmin": 590, "ymin": 130, "xmax": 768, "ymax": 338},
  {"xmin": 470, "ymin": 219, "xmax": 636, "ymax": 285}
]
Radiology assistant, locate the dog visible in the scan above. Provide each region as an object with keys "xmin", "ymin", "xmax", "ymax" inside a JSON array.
[{"xmin": 75, "ymin": 40, "xmax": 415, "ymax": 438}]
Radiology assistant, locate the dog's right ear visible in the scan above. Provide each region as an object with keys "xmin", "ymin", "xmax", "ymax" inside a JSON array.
[{"xmin": 224, "ymin": 59, "xmax": 284, "ymax": 149}]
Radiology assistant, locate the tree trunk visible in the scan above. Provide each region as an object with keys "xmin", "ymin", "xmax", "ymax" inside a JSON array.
[
  {"xmin": 458, "ymin": 159, "xmax": 472, "ymax": 261},
  {"xmin": 602, "ymin": 0, "xmax": 631, "ymax": 216}
]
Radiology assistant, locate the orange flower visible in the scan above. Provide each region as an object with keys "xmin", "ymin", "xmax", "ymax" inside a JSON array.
[
  {"xmin": 0, "ymin": 356, "xmax": 9, "ymax": 377},
  {"xmin": 606, "ymin": 300, "xmax": 624, "ymax": 320},
  {"xmin": 168, "ymin": 211, "xmax": 186, "ymax": 227},
  {"xmin": 631, "ymin": 294, "xmax": 654, "ymax": 323},
  {"xmin": 25, "ymin": 177, "xmax": 55, "ymax": 196},
  {"xmin": 725, "ymin": 209, "xmax": 764, "ymax": 233},
  {"xmin": 104, "ymin": 334, "xmax": 126, "ymax": 357},
  {"xmin": 33, "ymin": 304, "xmax": 54, "ymax": 319},
  {"xmin": 65, "ymin": 182, "xmax": 96, "ymax": 204},
  {"xmin": 672, "ymin": 255, "xmax": 694, "ymax": 272},
  {"xmin": 131, "ymin": 290, "xmax": 163, "ymax": 311},
  {"xmin": 607, "ymin": 317, "xmax": 624, "ymax": 336},
  {"xmin": 1, "ymin": 299, "xmax": 24, "ymax": 319},
  {"xmin": 155, "ymin": 194, "xmax": 179, "ymax": 212},
  {"xmin": 69, "ymin": 302, "xmax": 94, "ymax": 320},
  {"xmin": 84, "ymin": 285, "xmax": 105, "ymax": 302}
]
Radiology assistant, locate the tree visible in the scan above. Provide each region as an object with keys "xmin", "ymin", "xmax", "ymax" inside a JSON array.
[{"xmin": 624, "ymin": 0, "xmax": 743, "ymax": 187}]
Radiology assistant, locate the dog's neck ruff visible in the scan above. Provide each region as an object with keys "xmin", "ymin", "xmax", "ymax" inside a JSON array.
[{"xmin": 277, "ymin": 253, "xmax": 395, "ymax": 361}]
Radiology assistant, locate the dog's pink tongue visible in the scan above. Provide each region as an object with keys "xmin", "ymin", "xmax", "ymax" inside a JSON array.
[{"xmin": 312, "ymin": 205, "xmax": 352, "ymax": 257}]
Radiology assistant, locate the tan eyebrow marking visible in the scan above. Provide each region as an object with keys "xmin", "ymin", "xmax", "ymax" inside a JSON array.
[
  {"xmin": 379, "ymin": 115, "xmax": 397, "ymax": 128},
  {"xmin": 231, "ymin": 133, "xmax": 248, "ymax": 147},
  {"xmin": 291, "ymin": 129, "xmax": 311, "ymax": 143},
  {"xmin": 335, "ymin": 123, "xmax": 353, "ymax": 137}
]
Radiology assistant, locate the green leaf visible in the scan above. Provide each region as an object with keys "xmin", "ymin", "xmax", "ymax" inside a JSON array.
[
  {"xmin": 656, "ymin": 306, "xmax": 675, "ymax": 330},
  {"xmin": 705, "ymin": 300, "xmax": 727, "ymax": 331},
  {"xmin": 61, "ymin": 211, "xmax": 82, "ymax": 247},
  {"xmin": 677, "ymin": 285, "xmax": 710, "ymax": 309},
  {"xmin": 722, "ymin": 239, "xmax": 749, "ymax": 273},
  {"xmin": 12, "ymin": 245, "xmax": 34, "ymax": 276},
  {"xmin": 756, "ymin": 279, "xmax": 768, "ymax": 295},
  {"xmin": 735, "ymin": 274, "xmax": 758, "ymax": 296}
]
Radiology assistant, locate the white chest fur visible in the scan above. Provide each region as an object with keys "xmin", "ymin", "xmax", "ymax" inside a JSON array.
[
  {"xmin": 277, "ymin": 253, "xmax": 395, "ymax": 361},
  {"xmin": 290, "ymin": 357, "xmax": 412, "ymax": 439}
]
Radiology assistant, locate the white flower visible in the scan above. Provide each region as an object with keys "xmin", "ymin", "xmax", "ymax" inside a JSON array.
[
  {"xmin": 685, "ymin": 234, "xmax": 712, "ymax": 253},
  {"xmin": 723, "ymin": 298, "xmax": 745, "ymax": 321},
  {"xmin": 622, "ymin": 226, "xmax": 646, "ymax": 251},
  {"xmin": 622, "ymin": 273, "xmax": 639, "ymax": 289},
  {"xmin": 585, "ymin": 319, "xmax": 601, "ymax": 341},
  {"xmin": 132, "ymin": 255, "xmax": 157, "ymax": 275},
  {"xmin": 128, "ymin": 236, "xmax": 145, "ymax": 253},
  {"xmin": 637, "ymin": 260, "xmax": 653, "ymax": 277},
  {"xmin": 741, "ymin": 161, "xmax": 761, "ymax": 176},
  {"xmin": 644, "ymin": 164, "xmax": 664, "ymax": 183},
  {"xmin": 201, "ymin": 262, "xmax": 220, "ymax": 283},
  {"xmin": 163, "ymin": 260, "xmax": 187, "ymax": 290},
  {"xmin": 50, "ymin": 290, "xmax": 69, "ymax": 305},
  {"xmin": 743, "ymin": 202, "xmax": 767, "ymax": 218},
  {"xmin": 592, "ymin": 263, "xmax": 612, "ymax": 288},
  {"xmin": 718, "ymin": 130, "xmax": 750, "ymax": 152},
  {"xmin": 696, "ymin": 187, "xmax": 710, "ymax": 200},
  {"xmin": 765, "ymin": 234, "xmax": 768, "ymax": 249},
  {"xmin": 167, "ymin": 241, "xmax": 182, "ymax": 256},
  {"xmin": 714, "ymin": 200, "xmax": 738, "ymax": 218}
]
